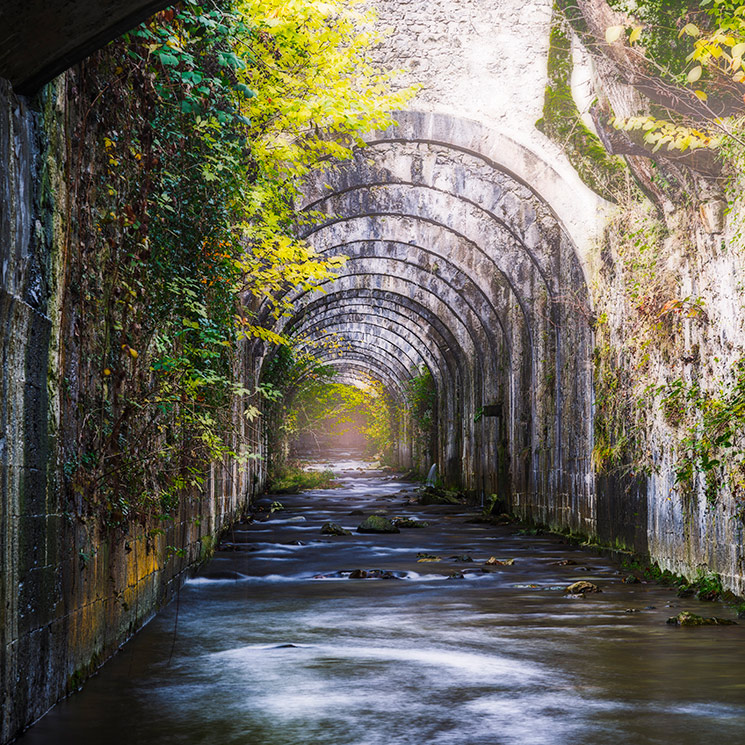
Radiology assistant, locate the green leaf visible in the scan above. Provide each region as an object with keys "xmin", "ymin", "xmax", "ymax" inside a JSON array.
[{"xmin": 157, "ymin": 51, "xmax": 179, "ymax": 66}]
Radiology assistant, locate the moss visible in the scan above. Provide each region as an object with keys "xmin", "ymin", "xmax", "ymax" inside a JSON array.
[
  {"xmin": 539, "ymin": 8, "xmax": 627, "ymax": 203},
  {"xmin": 66, "ymin": 651, "xmax": 102, "ymax": 694},
  {"xmin": 199, "ymin": 534, "xmax": 215, "ymax": 562},
  {"xmin": 267, "ymin": 465, "xmax": 338, "ymax": 494}
]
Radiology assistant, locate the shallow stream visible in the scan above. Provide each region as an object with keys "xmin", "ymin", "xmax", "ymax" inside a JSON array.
[{"xmin": 18, "ymin": 453, "xmax": 745, "ymax": 744}]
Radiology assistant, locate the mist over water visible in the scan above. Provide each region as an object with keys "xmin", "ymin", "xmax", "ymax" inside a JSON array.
[{"xmin": 17, "ymin": 450, "xmax": 745, "ymax": 744}]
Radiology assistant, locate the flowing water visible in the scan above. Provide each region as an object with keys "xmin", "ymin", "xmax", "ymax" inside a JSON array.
[{"xmin": 18, "ymin": 452, "xmax": 745, "ymax": 744}]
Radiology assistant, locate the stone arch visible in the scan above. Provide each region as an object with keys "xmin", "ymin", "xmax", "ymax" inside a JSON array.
[{"xmin": 259, "ymin": 111, "xmax": 595, "ymax": 533}]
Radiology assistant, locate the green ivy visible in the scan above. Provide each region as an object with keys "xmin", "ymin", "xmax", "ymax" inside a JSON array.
[
  {"xmin": 64, "ymin": 0, "xmax": 407, "ymax": 527},
  {"xmin": 660, "ymin": 360, "xmax": 745, "ymax": 512}
]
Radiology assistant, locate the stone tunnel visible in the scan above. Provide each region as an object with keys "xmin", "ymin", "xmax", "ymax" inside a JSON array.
[
  {"xmin": 5, "ymin": 0, "xmax": 745, "ymax": 741},
  {"xmin": 258, "ymin": 109, "xmax": 600, "ymax": 536}
]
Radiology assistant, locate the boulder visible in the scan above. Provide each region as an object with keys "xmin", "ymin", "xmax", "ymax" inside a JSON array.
[
  {"xmin": 565, "ymin": 581, "xmax": 602, "ymax": 595},
  {"xmin": 666, "ymin": 611, "xmax": 737, "ymax": 626},
  {"xmin": 357, "ymin": 515, "xmax": 400, "ymax": 533},
  {"xmin": 394, "ymin": 518, "xmax": 429, "ymax": 528},
  {"xmin": 321, "ymin": 522, "xmax": 352, "ymax": 536}
]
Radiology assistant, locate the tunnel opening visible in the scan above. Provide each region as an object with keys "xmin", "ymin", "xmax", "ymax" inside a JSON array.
[{"xmin": 258, "ymin": 344, "xmax": 431, "ymax": 490}]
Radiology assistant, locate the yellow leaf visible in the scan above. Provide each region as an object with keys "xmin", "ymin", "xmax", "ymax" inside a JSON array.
[
  {"xmin": 688, "ymin": 65, "xmax": 703, "ymax": 83},
  {"xmin": 629, "ymin": 26, "xmax": 642, "ymax": 44},
  {"xmin": 605, "ymin": 25, "xmax": 624, "ymax": 43},
  {"xmin": 103, "ymin": 368, "xmax": 112, "ymax": 376},
  {"xmin": 129, "ymin": 348, "xmax": 139, "ymax": 359},
  {"xmin": 734, "ymin": 71, "xmax": 745, "ymax": 82},
  {"xmin": 694, "ymin": 89, "xmax": 708, "ymax": 101},
  {"xmin": 679, "ymin": 23, "xmax": 700, "ymax": 38}
]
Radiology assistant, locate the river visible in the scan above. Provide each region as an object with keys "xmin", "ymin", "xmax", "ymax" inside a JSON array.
[{"xmin": 17, "ymin": 452, "xmax": 745, "ymax": 744}]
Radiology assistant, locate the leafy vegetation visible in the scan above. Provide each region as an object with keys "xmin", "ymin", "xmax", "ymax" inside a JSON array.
[
  {"xmin": 659, "ymin": 361, "xmax": 745, "ymax": 512},
  {"xmin": 63, "ymin": 0, "xmax": 411, "ymax": 528},
  {"xmin": 621, "ymin": 559, "xmax": 727, "ymax": 601},
  {"xmin": 266, "ymin": 466, "xmax": 338, "ymax": 494},
  {"xmin": 600, "ymin": 0, "xmax": 745, "ymax": 153},
  {"xmin": 405, "ymin": 366, "xmax": 437, "ymax": 469}
]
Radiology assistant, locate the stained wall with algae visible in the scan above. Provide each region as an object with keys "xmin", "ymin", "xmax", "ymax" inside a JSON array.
[{"xmin": 0, "ymin": 73, "xmax": 257, "ymax": 744}]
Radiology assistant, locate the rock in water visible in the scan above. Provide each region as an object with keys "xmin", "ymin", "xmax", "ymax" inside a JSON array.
[
  {"xmin": 484, "ymin": 557, "xmax": 515, "ymax": 566},
  {"xmin": 357, "ymin": 515, "xmax": 400, "ymax": 533},
  {"xmin": 321, "ymin": 522, "xmax": 352, "ymax": 536},
  {"xmin": 666, "ymin": 611, "xmax": 737, "ymax": 626},
  {"xmin": 394, "ymin": 518, "xmax": 429, "ymax": 528},
  {"xmin": 348, "ymin": 569, "xmax": 401, "ymax": 580},
  {"xmin": 565, "ymin": 581, "xmax": 602, "ymax": 595},
  {"xmin": 419, "ymin": 487, "xmax": 465, "ymax": 505}
]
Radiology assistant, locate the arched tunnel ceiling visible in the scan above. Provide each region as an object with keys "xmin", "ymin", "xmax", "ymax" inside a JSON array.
[
  {"xmin": 0, "ymin": 0, "xmax": 173, "ymax": 94},
  {"xmin": 259, "ymin": 111, "xmax": 595, "ymax": 506}
]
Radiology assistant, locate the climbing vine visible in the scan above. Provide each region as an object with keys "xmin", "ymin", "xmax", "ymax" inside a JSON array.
[
  {"xmin": 660, "ymin": 361, "xmax": 745, "ymax": 515},
  {"xmin": 62, "ymin": 0, "xmax": 411, "ymax": 528},
  {"xmin": 405, "ymin": 366, "xmax": 436, "ymax": 465}
]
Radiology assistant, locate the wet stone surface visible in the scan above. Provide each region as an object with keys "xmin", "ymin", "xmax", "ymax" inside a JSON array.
[{"xmin": 16, "ymin": 451, "xmax": 745, "ymax": 745}]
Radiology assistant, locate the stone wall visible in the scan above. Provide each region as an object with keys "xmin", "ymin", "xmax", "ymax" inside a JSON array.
[
  {"xmin": 594, "ymin": 185, "xmax": 745, "ymax": 596},
  {"xmin": 0, "ymin": 76, "xmax": 255, "ymax": 744}
]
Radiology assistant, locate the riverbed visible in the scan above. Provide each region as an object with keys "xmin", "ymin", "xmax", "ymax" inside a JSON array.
[{"xmin": 17, "ymin": 454, "xmax": 745, "ymax": 744}]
